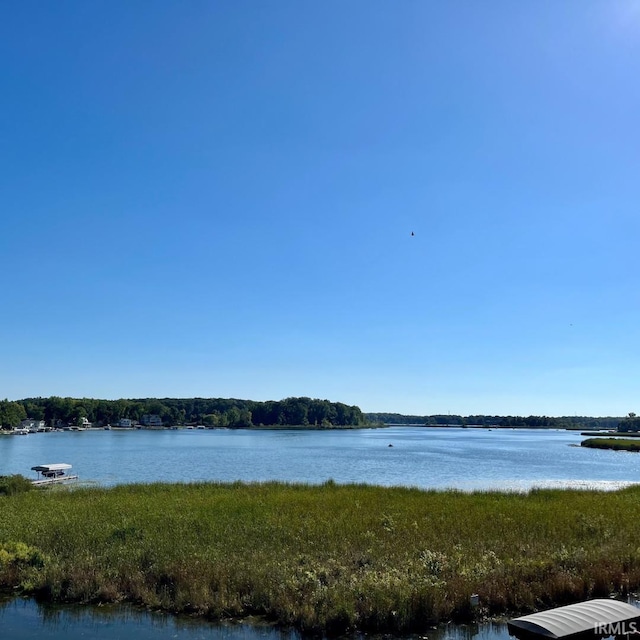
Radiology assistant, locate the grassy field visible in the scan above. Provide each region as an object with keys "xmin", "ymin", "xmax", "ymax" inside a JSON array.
[
  {"xmin": 1, "ymin": 481, "xmax": 640, "ymax": 634},
  {"xmin": 581, "ymin": 438, "xmax": 640, "ymax": 451}
]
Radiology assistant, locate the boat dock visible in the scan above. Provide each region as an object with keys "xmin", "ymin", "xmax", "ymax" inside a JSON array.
[{"xmin": 30, "ymin": 463, "xmax": 78, "ymax": 486}]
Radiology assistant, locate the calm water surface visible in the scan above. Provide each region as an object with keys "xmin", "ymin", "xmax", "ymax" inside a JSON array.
[
  {"xmin": 0, "ymin": 598, "xmax": 509, "ymax": 640},
  {"xmin": 1, "ymin": 427, "xmax": 639, "ymax": 491}
]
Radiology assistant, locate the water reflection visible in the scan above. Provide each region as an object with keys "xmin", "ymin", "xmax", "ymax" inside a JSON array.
[
  {"xmin": 434, "ymin": 622, "xmax": 510, "ymax": 640},
  {"xmin": 0, "ymin": 598, "xmax": 511, "ymax": 640},
  {"xmin": 0, "ymin": 598, "xmax": 299, "ymax": 640}
]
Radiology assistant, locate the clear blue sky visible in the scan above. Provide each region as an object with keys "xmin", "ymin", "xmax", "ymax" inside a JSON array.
[{"xmin": 2, "ymin": 1, "xmax": 639, "ymax": 416}]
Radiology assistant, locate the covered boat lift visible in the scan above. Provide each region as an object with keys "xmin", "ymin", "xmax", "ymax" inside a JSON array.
[
  {"xmin": 31, "ymin": 463, "xmax": 78, "ymax": 486},
  {"xmin": 509, "ymin": 599, "xmax": 640, "ymax": 640}
]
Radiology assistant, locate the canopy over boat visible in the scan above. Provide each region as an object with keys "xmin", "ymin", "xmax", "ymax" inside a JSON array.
[
  {"xmin": 508, "ymin": 599, "xmax": 640, "ymax": 640},
  {"xmin": 31, "ymin": 463, "xmax": 72, "ymax": 473}
]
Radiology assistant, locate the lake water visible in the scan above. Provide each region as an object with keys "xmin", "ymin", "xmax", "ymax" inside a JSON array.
[
  {"xmin": 1, "ymin": 426, "xmax": 639, "ymax": 491},
  {"xmin": 0, "ymin": 597, "xmax": 509, "ymax": 640},
  {"xmin": 2, "ymin": 427, "xmax": 639, "ymax": 639}
]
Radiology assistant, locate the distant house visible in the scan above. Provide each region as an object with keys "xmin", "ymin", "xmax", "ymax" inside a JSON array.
[
  {"xmin": 78, "ymin": 417, "xmax": 92, "ymax": 428},
  {"xmin": 20, "ymin": 419, "xmax": 46, "ymax": 433},
  {"xmin": 140, "ymin": 414, "xmax": 163, "ymax": 428},
  {"xmin": 117, "ymin": 418, "xmax": 133, "ymax": 428}
]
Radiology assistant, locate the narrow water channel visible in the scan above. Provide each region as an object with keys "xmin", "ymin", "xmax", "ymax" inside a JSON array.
[
  {"xmin": 0, "ymin": 598, "xmax": 297, "ymax": 640},
  {"xmin": 0, "ymin": 598, "xmax": 511, "ymax": 640}
]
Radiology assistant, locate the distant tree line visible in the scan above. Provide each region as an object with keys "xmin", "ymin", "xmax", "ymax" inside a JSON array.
[
  {"xmin": 618, "ymin": 412, "xmax": 640, "ymax": 432},
  {"xmin": 365, "ymin": 412, "xmax": 624, "ymax": 430},
  {"xmin": 494, "ymin": 415, "xmax": 621, "ymax": 429},
  {"xmin": 0, "ymin": 398, "xmax": 629, "ymax": 431},
  {"xmin": 0, "ymin": 397, "xmax": 367, "ymax": 429}
]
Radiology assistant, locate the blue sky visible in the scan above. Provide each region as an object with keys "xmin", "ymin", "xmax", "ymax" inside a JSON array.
[{"xmin": 1, "ymin": 1, "xmax": 639, "ymax": 416}]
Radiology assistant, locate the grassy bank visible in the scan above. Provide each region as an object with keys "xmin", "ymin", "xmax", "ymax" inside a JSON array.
[
  {"xmin": 581, "ymin": 438, "xmax": 640, "ymax": 451},
  {"xmin": 1, "ymin": 482, "xmax": 640, "ymax": 634}
]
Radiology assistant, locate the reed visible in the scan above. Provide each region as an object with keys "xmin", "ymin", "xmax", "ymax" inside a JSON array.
[
  {"xmin": 581, "ymin": 438, "xmax": 640, "ymax": 451},
  {"xmin": 1, "ymin": 481, "xmax": 640, "ymax": 634}
]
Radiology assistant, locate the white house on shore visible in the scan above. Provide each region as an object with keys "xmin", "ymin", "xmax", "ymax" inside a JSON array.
[{"xmin": 20, "ymin": 419, "xmax": 46, "ymax": 432}]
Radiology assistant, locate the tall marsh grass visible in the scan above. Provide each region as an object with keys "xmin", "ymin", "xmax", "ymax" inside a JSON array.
[
  {"xmin": 582, "ymin": 438, "xmax": 640, "ymax": 451},
  {"xmin": 1, "ymin": 481, "xmax": 640, "ymax": 633}
]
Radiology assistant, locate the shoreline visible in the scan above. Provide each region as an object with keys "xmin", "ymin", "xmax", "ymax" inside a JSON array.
[{"xmin": 2, "ymin": 424, "xmax": 624, "ymax": 435}]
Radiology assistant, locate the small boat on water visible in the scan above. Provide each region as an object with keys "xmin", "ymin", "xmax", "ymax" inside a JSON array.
[{"xmin": 31, "ymin": 463, "xmax": 79, "ymax": 486}]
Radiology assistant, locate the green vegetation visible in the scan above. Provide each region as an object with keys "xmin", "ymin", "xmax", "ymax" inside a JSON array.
[
  {"xmin": 1, "ymin": 397, "xmax": 367, "ymax": 429},
  {"xmin": 617, "ymin": 412, "xmax": 640, "ymax": 433},
  {"xmin": 581, "ymin": 438, "xmax": 640, "ymax": 451},
  {"xmin": 2, "ymin": 396, "xmax": 628, "ymax": 431},
  {"xmin": 366, "ymin": 412, "xmax": 623, "ymax": 429},
  {"xmin": 0, "ymin": 400, "xmax": 27, "ymax": 429},
  {"xmin": 0, "ymin": 475, "xmax": 33, "ymax": 496},
  {"xmin": 2, "ymin": 482, "xmax": 640, "ymax": 634},
  {"xmin": 2, "ymin": 396, "xmax": 629, "ymax": 431}
]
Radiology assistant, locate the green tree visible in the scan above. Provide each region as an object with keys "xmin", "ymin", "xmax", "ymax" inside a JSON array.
[
  {"xmin": 202, "ymin": 412, "xmax": 221, "ymax": 427},
  {"xmin": 282, "ymin": 397, "xmax": 309, "ymax": 425},
  {"xmin": 618, "ymin": 412, "xmax": 640, "ymax": 432},
  {"xmin": 71, "ymin": 406, "xmax": 88, "ymax": 426},
  {"xmin": 0, "ymin": 400, "xmax": 27, "ymax": 429},
  {"xmin": 22, "ymin": 401, "xmax": 45, "ymax": 420}
]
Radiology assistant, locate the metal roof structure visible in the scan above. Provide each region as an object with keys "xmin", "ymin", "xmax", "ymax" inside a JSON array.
[
  {"xmin": 31, "ymin": 463, "xmax": 72, "ymax": 472},
  {"xmin": 508, "ymin": 600, "xmax": 640, "ymax": 640}
]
